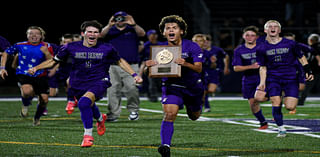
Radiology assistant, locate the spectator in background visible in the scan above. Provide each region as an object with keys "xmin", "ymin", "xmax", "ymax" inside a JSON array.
[
  {"xmin": 100, "ymin": 11, "xmax": 145, "ymax": 121},
  {"xmin": 298, "ymin": 34, "xmax": 320, "ymax": 105},
  {"xmin": 139, "ymin": 29, "xmax": 162, "ymax": 102}
]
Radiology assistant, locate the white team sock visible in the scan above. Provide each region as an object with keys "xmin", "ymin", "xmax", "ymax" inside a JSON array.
[{"xmin": 84, "ymin": 128, "xmax": 93, "ymax": 136}]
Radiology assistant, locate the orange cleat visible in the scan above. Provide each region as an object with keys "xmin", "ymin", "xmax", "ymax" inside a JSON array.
[
  {"xmin": 81, "ymin": 135, "xmax": 94, "ymax": 147},
  {"xmin": 65, "ymin": 101, "xmax": 77, "ymax": 115},
  {"xmin": 289, "ymin": 109, "xmax": 296, "ymax": 114},
  {"xmin": 96, "ymin": 114, "xmax": 107, "ymax": 136},
  {"xmin": 259, "ymin": 122, "xmax": 268, "ymax": 130}
]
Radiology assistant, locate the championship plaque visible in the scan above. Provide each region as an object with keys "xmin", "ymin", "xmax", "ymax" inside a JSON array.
[{"xmin": 149, "ymin": 45, "xmax": 181, "ymax": 78}]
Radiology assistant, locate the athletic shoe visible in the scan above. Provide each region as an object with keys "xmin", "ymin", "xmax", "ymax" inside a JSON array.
[
  {"xmin": 33, "ymin": 118, "xmax": 40, "ymax": 126},
  {"xmin": 259, "ymin": 122, "xmax": 268, "ymax": 130},
  {"xmin": 81, "ymin": 135, "xmax": 94, "ymax": 147},
  {"xmin": 65, "ymin": 101, "xmax": 77, "ymax": 115},
  {"xmin": 289, "ymin": 109, "xmax": 296, "ymax": 114},
  {"xmin": 158, "ymin": 145, "xmax": 170, "ymax": 157},
  {"xmin": 21, "ymin": 105, "xmax": 29, "ymax": 117},
  {"xmin": 203, "ymin": 108, "xmax": 211, "ymax": 113},
  {"xmin": 128, "ymin": 112, "xmax": 139, "ymax": 121},
  {"xmin": 96, "ymin": 114, "xmax": 107, "ymax": 136},
  {"xmin": 42, "ymin": 108, "xmax": 48, "ymax": 116},
  {"xmin": 277, "ymin": 129, "xmax": 287, "ymax": 138}
]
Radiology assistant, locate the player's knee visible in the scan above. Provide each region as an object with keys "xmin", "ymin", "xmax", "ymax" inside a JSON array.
[
  {"xmin": 163, "ymin": 112, "xmax": 177, "ymax": 121},
  {"xmin": 78, "ymin": 96, "xmax": 92, "ymax": 109},
  {"xmin": 285, "ymin": 105, "xmax": 295, "ymax": 111}
]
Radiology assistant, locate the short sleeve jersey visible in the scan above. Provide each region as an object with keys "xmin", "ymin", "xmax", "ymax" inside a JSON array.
[
  {"xmin": 256, "ymin": 38, "xmax": 303, "ymax": 79},
  {"xmin": 55, "ymin": 41, "xmax": 121, "ymax": 90},
  {"xmin": 162, "ymin": 39, "xmax": 204, "ymax": 90},
  {"xmin": 5, "ymin": 41, "xmax": 53, "ymax": 77}
]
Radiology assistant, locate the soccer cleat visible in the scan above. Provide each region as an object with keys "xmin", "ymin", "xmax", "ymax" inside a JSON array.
[
  {"xmin": 259, "ymin": 122, "xmax": 268, "ymax": 130},
  {"xmin": 65, "ymin": 101, "xmax": 77, "ymax": 115},
  {"xmin": 203, "ymin": 108, "xmax": 211, "ymax": 113},
  {"xmin": 277, "ymin": 130, "xmax": 287, "ymax": 137},
  {"xmin": 96, "ymin": 114, "xmax": 107, "ymax": 136},
  {"xmin": 33, "ymin": 118, "xmax": 40, "ymax": 126},
  {"xmin": 42, "ymin": 108, "xmax": 48, "ymax": 116},
  {"xmin": 21, "ymin": 105, "xmax": 29, "ymax": 117},
  {"xmin": 81, "ymin": 135, "xmax": 94, "ymax": 147},
  {"xmin": 128, "ymin": 112, "xmax": 139, "ymax": 121},
  {"xmin": 158, "ymin": 145, "xmax": 170, "ymax": 157},
  {"xmin": 289, "ymin": 109, "xmax": 296, "ymax": 114}
]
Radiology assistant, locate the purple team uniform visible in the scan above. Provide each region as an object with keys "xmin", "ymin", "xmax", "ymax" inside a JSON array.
[
  {"xmin": 256, "ymin": 38, "xmax": 303, "ymax": 98},
  {"xmin": 161, "ymin": 39, "xmax": 204, "ymax": 111},
  {"xmin": 205, "ymin": 46, "xmax": 227, "ymax": 85},
  {"xmin": 233, "ymin": 44, "xmax": 260, "ymax": 99},
  {"xmin": 54, "ymin": 41, "xmax": 120, "ymax": 100}
]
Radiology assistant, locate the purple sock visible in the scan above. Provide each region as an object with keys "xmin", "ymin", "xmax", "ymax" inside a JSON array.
[
  {"xmin": 22, "ymin": 96, "xmax": 33, "ymax": 106},
  {"xmin": 34, "ymin": 104, "xmax": 46, "ymax": 119},
  {"xmin": 78, "ymin": 97, "xmax": 93, "ymax": 129},
  {"xmin": 204, "ymin": 94, "xmax": 210, "ymax": 109},
  {"xmin": 253, "ymin": 109, "xmax": 266, "ymax": 123},
  {"xmin": 272, "ymin": 106, "xmax": 283, "ymax": 126},
  {"xmin": 92, "ymin": 103, "xmax": 101, "ymax": 120},
  {"xmin": 160, "ymin": 121, "xmax": 174, "ymax": 146}
]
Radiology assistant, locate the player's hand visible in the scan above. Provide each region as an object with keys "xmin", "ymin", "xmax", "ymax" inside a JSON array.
[
  {"xmin": 305, "ymin": 73, "xmax": 314, "ymax": 81},
  {"xmin": 0, "ymin": 69, "xmax": 8, "ymax": 80},
  {"xmin": 134, "ymin": 75, "xmax": 143, "ymax": 84},
  {"xmin": 145, "ymin": 60, "xmax": 158, "ymax": 67},
  {"xmin": 224, "ymin": 68, "xmax": 230, "ymax": 75},
  {"xmin": 250, "ymin": 62, "xmax": 260, "ymax": 69},
  {"xmin": 174, "ymin": 58, "xmax": 186, "ymax": 65},
  {"xmin": 28, "ymin": 67, "xmax": 37, "ymax": 75},
  {"xmin": 108, "ymin": 16, "xmax": 116, "ymax": 26},
  {"xmin": 257, "ymin": 83, "xmax": 265, "ymax": 91},
  {"xmin": 125, "ymin": 15, "xmax": 136, "ymax": 26},
  {"xmin": 210, "ymin": 56, "xmax": 217, "ymax": 63}
]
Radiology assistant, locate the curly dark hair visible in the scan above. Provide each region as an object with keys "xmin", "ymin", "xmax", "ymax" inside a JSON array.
[{"xmin": 159, "ymin": 15, "xmax": 187, "ymax": 37}]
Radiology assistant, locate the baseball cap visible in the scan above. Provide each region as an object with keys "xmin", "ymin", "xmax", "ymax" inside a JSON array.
[{"xmin": 114, "ymin": 11, "xmax": 127, "ymax": 17}]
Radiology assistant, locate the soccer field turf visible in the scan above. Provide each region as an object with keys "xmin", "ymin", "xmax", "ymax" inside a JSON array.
[{"xmin": 0, "ymin": 98, "xmax": 319, "ymax": 156}]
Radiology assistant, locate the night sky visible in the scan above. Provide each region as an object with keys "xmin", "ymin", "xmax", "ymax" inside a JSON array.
[{"xmin": 1, "ymin": 1, "xmax": 184, "ymax": 45}]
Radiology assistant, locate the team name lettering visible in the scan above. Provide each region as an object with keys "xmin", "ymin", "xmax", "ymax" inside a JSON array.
[
  {"xmin": 241, "ymin": 52, "xmax": 256, "ymax": 59},
  {"xmin": 75, "ymin": 52, "xmax": 103, "ymax": 59},
  {"xmin": 266, "ymin": 48, "xmax": 289, "ymax": 56}
]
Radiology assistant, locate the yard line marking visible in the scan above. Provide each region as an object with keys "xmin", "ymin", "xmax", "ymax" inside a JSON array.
[{"xmin": 0, "ymin": 141, "xmax": 320, "ymax": 154}]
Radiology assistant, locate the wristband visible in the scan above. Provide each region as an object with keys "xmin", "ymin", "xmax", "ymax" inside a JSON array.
[
  {"xmin": 131, "ymin": 73, "xmax": 138, "ymax": 77},
  {"xmin": 0, "ymin": 66, "xmax": 5, "ymax": 70},
  {"xmin": 303, "ymin": 64, "xmax": 313, "ymax": 75}
]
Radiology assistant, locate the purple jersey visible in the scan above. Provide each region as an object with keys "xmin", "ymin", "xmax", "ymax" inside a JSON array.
[
  {"xmin": 54, "ymin": 41, "xmax": 120, "ymax": 90},
  {"xmin": 162, "ymin": 39, "xmax": 204, "ymax": 91},
  {"xmin": 232, "ymin": 44, "xmax": 259, "ymax": 81},
  {"xmin": 0, "ymin": 36, "xmax": 10, "ymax": 51},
  {"xmin": 256, "ymin": 38, "xmax": 303, "ymax": 80},
  {"xmin": 105, "ymin": 25, "xmax": 139, "ymax": 63},
  {"xmin": 207, "ymin": 45, "xmax": 227, "ymax": 71}
]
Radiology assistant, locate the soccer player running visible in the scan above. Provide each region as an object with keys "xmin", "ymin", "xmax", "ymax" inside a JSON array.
[
  {"xmin": 28, "ymin": 20, "xmax": 142, "ymax": 147},
  {"xmin": 146, "ymin": 15, "xmax": 204, "ymax": 157},
  {"xmin": 232, "ymin": 26, "xmax": 268, "ymax": 129},
  {"xmin": 256, "ymin": 20, "xmax": 313, "ymax": 137},
  {"xmin": 0, "ymin": 26, "xmax": 53, "ymax": 126}
]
